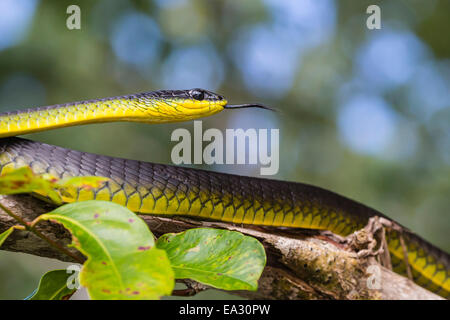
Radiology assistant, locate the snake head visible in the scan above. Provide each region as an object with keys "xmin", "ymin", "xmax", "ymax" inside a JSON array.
[
  {"xmin": 141, "ymin": 88, "xmax": 227, "ymax": 121},
  {"xmin": 137, "ymin": 88, "xmax": 273, "ymax": 123},
  {"xmin": 180, "ymin": 88, "xmax": 275, "ymax": 112}
]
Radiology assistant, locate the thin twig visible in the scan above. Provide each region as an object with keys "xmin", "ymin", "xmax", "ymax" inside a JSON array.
[
  {"xmin": 380, "ymin": 228, "xmax": 392, "ymax": 270},
  {"xmin": 399, "ymin": 232, "xmax": 413, "ymax": 280}
]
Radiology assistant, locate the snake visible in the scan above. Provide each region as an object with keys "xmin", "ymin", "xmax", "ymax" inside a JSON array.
[{"xmin": 0, "ymin": 88, "xmax": 448, "ymax": 298}]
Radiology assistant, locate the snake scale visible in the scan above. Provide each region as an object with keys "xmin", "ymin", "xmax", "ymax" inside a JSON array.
[{"xmin": 0, "ymin": 88, "xmax": 448, "ymax": 298}]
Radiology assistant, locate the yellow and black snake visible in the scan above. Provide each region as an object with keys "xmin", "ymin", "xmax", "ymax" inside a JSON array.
[{"xmin": 0, "ymin": 88, "xmax": 448, "ymax": 298}]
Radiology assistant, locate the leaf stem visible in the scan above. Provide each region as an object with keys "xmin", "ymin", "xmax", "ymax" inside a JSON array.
[{"xmin": 0, "ymin": 202, "xmax": 84, "ymax": 264}]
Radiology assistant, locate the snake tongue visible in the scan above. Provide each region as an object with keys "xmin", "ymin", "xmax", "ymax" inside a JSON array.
[{"xmin": 224, "ymin": 104, "xmax": 275, "ymax": 111}]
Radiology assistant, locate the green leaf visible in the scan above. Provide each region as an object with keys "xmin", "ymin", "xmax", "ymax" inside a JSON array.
[
  {"xmin": 37, "ymin": 200, "xmax": 174, "ymax": 300},
  {"xmin": 30, "ymin": 269, "xmax": 77, "ymax": 300},
  {"xmin": 0, "ymin": 227, "xmax": 14, "ymax": 247},
  {"xmin": 55, "ymin": 176, "xmax": 109, "ymax": 200},
  {"xmin": 156, "ymin": 228, "xmax": 266, "ymax": 291},
  {"xmin": 0, "ymin": 167, "xmax": 59, "ymax": 201},
  {"xmin": 0, "ymin": 167, "xmax": 107, "ymax": 203}
]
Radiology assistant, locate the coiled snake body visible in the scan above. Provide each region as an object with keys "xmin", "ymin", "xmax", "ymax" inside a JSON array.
[{"xmin": 0, "ymin": 89, "xmax": 448, "ymax": 298}]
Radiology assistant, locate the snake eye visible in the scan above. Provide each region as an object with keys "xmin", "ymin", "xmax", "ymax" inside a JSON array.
[{"xmin": 190, "ymin": 89, "xmax": 205, "ymax": 101}]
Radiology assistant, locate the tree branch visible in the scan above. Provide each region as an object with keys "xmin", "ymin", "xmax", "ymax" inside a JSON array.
[{"xmin": 0, "ymin": 194, "xmax": 442, "ymax": 300}]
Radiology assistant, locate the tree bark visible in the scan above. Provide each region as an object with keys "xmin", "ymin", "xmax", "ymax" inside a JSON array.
[{"xmin": 0, "ymin": 194, "xmax": 442, "ymax": 300}]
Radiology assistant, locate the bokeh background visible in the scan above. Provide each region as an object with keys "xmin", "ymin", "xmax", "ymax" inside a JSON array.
[{"xmin": 0, "ymin": 0, "xmax": 449, "ymax": 299}]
